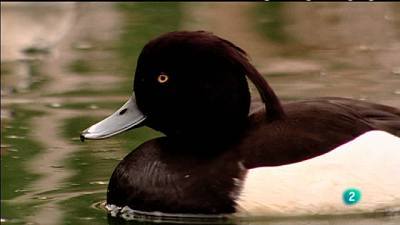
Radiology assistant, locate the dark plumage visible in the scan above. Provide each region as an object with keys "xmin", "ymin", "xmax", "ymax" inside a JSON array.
[{"xmin": 82, "ymin": 31, "xmax": 400, "ymax": 215}]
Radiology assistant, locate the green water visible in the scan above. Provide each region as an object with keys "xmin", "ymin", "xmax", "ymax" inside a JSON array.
[{"xmin": 1, "ymin": 2, "xmax": 400, "ymax": 225}]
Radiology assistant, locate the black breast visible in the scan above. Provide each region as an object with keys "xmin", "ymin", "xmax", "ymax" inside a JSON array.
[{"xmin": 107, "ymin": 137, "xmax": 246, "ymax": 214}]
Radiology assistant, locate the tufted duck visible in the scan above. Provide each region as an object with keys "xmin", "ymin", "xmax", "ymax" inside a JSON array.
[{"xmin": 81, "ymin": 31, "xmax": 400, "ymax": 218}]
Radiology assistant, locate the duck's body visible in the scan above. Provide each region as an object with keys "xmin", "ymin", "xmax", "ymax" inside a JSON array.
[
  {"xmin": 81, "ymin": 31, "xmax": 400, "ymax": 218},
  {"xmin": 238, "ymin": 130, "xmax": 400, "ymax": 217},
  {"xmin": 107, "ymin": 97, "xmax": 400, "ymax": 216},
  {"xmin": 107, "ymin": 129, "xmax": 400, "ymax": 218},
  {"xmin": 242, "ymin": 97, "xmax": 400, "ymax": 168}
]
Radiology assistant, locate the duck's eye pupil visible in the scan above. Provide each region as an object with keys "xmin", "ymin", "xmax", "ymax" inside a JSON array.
[{"xmin": 157, "ymin": 74, "xmax": 169, "ymax": 84}]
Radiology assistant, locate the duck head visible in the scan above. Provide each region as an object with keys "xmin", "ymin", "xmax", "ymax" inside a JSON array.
[{"xmin": 81, "ymin": 31, "xmax": 284, "ymax": 143}]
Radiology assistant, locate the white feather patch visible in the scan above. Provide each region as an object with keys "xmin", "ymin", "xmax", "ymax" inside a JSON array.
[{"xmin": 235, "ymin": 131, "xmax": 400, "ymax": 217}]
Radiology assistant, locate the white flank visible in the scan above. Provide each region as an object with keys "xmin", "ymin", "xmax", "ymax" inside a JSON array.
[{"xmin": 236, "ymin": 131, "xmax": 400, "ymax": 217}]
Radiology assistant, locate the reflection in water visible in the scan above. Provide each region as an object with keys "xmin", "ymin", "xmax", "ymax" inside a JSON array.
[
  {"xmin": 1, "ymin": 3, "xmax": 76, "ymax": 95},
  {"xmin": 1, "ymin": 2, "xmax": 76, "ymax": 62},
  {"xmin": 2, "ymin": 2, "xmax": 123, "ymax": 225},
  {"xmin": 183, "ymin": 3, "xmax": 400, "ymax": 108},
  {"xmin": 1, "ymin": 2, "xmax": 400, "ymax": 225}
]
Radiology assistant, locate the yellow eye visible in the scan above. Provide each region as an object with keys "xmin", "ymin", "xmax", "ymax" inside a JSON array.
[{"xmin": 157, "ymin": 74, "xmax": 169, "ymax": 84}]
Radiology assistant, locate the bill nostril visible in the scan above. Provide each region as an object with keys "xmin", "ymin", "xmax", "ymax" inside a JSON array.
[{"xmin": 119, "ymin": 108, "xmax": 128, "ymax": 115}]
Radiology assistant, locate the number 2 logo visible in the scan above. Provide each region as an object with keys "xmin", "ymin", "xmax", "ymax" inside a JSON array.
[
  {"xmin": 348, "ymin": 191, "xmax": 356, "ymax": 202},
  {"xmin": 343, "ymin": 188, "xmax": 361, "ymax": 205}
]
